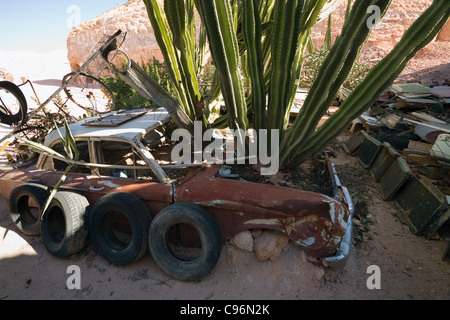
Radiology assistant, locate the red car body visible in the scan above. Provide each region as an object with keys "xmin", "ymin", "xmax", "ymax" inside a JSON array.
[{"xmin": 0, "ymin": 108, "xmax": 353, "ymax": 269}]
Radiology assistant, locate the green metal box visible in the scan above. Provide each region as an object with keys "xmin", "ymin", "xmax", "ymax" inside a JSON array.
[
  {"xmin": 370, "ymin": 142, "xmax": 400, "ymax": 182},
  {"xmin": 356, "ymin": 132, "xmax": 383, "ymax": 169},
  {"xmin": 379, "ymin": 157, "xmax": 414, "ymax": 201},
  {"xmin": 395, "ymin": 175, "xmax": 450, "ymax": 239}
]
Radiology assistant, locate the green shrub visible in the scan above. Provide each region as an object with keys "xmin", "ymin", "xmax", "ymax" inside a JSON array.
[{"xmin": 300, "ymin": 47, "xmax": 372, "ymax": 93}]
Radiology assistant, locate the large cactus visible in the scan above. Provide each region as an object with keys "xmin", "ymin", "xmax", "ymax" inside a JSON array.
[
  {"xmin": 284, "ymin": 0, "xmax": 450, "ymax": 167},
  {"xmin": 143, "ymin": 0, "xmax": 204, "ymax": 122},
  {"xmin": 194, "ymin": 0, "xmax": 249, "ymax": 131},
  {"xmin": 143, "ymin": 0, "xmax": 450, "ymax": 171},
  {"xmin": 242, "ymin": 0, "xmax": 265, "ymax": 130},
  {"xmin": 280, "ymin": 0, "xmax": 392, "ymax": 166}
]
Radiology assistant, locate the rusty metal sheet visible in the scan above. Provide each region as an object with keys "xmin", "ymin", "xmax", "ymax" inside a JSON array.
[
  {"xmin": 0, "ymin": 167, "xmax": 34, "ymax": 200},
  {"xmin": 0, "ymin": 169, "xmax": 173, "ymax": 216},
  {"xmin": 175, "ymin": 165, "xmax": 350, "ymax": 258},
  {"xmin": 0, "ymin": 161, "xmax": 351, "ymax": 260}
]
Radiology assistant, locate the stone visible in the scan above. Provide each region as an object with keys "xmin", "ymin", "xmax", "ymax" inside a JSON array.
[
  {"xmin": 310, "ymin": 0, "xmax": 439, "ymax": 59},
  {"xmin": 251, "ymin": 228, "xmax": 262, "ymax": 238},
  {"xmin": 253, "ymin": 230, "xmax": 289, "ymax": 261},
  {"xmin": 230, "ymin": 230, "xmax": 254, "ymax": 253},
  {"xmin": 224, "ymin": 245, "xmax": 238, "ymax": 266}
]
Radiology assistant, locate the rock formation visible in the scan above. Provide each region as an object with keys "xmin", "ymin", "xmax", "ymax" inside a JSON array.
[
  {"xmin": 437, "ymin": 18, "xmax": 450, "ymax": 41},
  {"xmin": 67, "ymin": 0, "xmax": 449, "ymax": 73},
  {"xmin": 311, "ymin": 0, "xmax": 449, "ymax": 60},
  {"xmin": 67, "ymin": 0, "xmax": 163, "ymax": 74}
]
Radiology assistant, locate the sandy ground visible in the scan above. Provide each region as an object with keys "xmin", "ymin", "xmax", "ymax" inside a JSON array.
[
  {"xmin": 0, "ymin": 149, "xmax": 449, "ymax": 301},
  {"xmin": 0, "ymin": 41, "xmax": 450, "ymax": 302}
]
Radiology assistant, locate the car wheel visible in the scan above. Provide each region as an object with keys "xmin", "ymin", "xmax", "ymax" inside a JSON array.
[
  {"xmin": 41, "ymin": 191, "xmax": 89, "ymax": 257},
  {"xmin": 8, "ymin": 183, "xmax": 49, "ymax": 236},
  {"xmin": 89, "ymin": 192, "xmax": 152, "ymax": 265},
  {"xmin": 148, "ymin": 203, "xmax": 222, "ymax": 281}
]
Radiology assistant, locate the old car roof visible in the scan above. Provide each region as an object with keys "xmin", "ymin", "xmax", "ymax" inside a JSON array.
[{"xmin": 43, "ymin": 108, "xmax": 171, "ymax": 146}]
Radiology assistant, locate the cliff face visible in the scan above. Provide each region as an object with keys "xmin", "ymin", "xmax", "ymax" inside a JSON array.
[
  {"xmin": 67, "ymin": 0, "xmax": 163, "ymax": 73},
  {"xmin": 311, "ymin": 0, "xmax": 449, "ymax": 59},
  {"xmin": 437, "ymin": 18, "xmax": 450, "ymax": 41},
  {"xmin": 67, "ymin": 0, "xmax": 449, "ymax": 73}
]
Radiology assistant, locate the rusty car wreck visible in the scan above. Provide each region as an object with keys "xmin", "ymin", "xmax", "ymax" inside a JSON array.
[
  {"xmin": 0, "ymin": 107, "xmax": 353, "ymax": 281},
  {"xmin": 0, "ymin": 30, "xmax": 353, "ymax": 281}
]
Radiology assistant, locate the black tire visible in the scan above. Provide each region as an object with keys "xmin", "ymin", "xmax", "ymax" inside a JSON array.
[
  {"xmin": 148, "ymin": 203, "xmax": 223, "ymax": 281},
  {"xmin": 62, "ymin": 72, "xmax": 115, "ymax": 115},
  {"xmin": 8, "ymin": 183, "xmax": 49, "ymax": 236},
  {"xmin": 41, "ymin": 191, "xmax": 89, "ymax": 258},
  {"xmin": 89, "ymin": 192, "xmax": 152, "ymax": 265},
  {"xmin": 0, "ymin": 81, "xmax": 28, "ymax": 127}
]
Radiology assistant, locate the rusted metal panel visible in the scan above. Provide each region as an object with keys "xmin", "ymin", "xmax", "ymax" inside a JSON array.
[
  {"xmin": 0, "ymin": 160, "xmax": 352, "ymax": 262},
  {"xmin": 0, "ymin": 168, "xmax": 35, "ymax": 200},
  {"xmin": 0, "ymin": 169, "xmax": 173, "ymax": 216},
  {"xmin": 0, "ymin": 178, "xmax": 26, "ymax": 201},
  {"xmin": 175, "ymin": 166, "xmax": 350, "ymax": 258}
]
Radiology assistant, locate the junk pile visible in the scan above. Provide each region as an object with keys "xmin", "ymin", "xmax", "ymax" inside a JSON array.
[{"xmin": 342, "ymin": 82, "xmax": 450, "ymax": 262}]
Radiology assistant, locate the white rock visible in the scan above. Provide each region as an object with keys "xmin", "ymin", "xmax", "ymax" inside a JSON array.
[
  {"xmin": 230, "ymin": 230, "xmax": 254, "ymax": 253},
  {"xmin": 253, "ymin": 230, "xmax": 289, "ymax": 261},
  {"xmin": 251, "ymin": 228, "xmax": 262, "ymax": 239}
]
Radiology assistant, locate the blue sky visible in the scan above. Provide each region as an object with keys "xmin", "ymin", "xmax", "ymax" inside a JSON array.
[{"xmin": 1, "ymin": 1, "xmax": 128, "ymax": 52}]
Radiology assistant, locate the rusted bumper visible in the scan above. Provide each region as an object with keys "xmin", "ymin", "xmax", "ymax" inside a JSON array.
[{"xmin": 322, "ymin": 162, "xmax": 354, "ymax": 270}]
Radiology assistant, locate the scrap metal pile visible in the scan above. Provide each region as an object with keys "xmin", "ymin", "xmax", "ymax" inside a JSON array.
[{"xmin": 342, "ymin": 82, "xmax": 450, "ymax": 262}]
